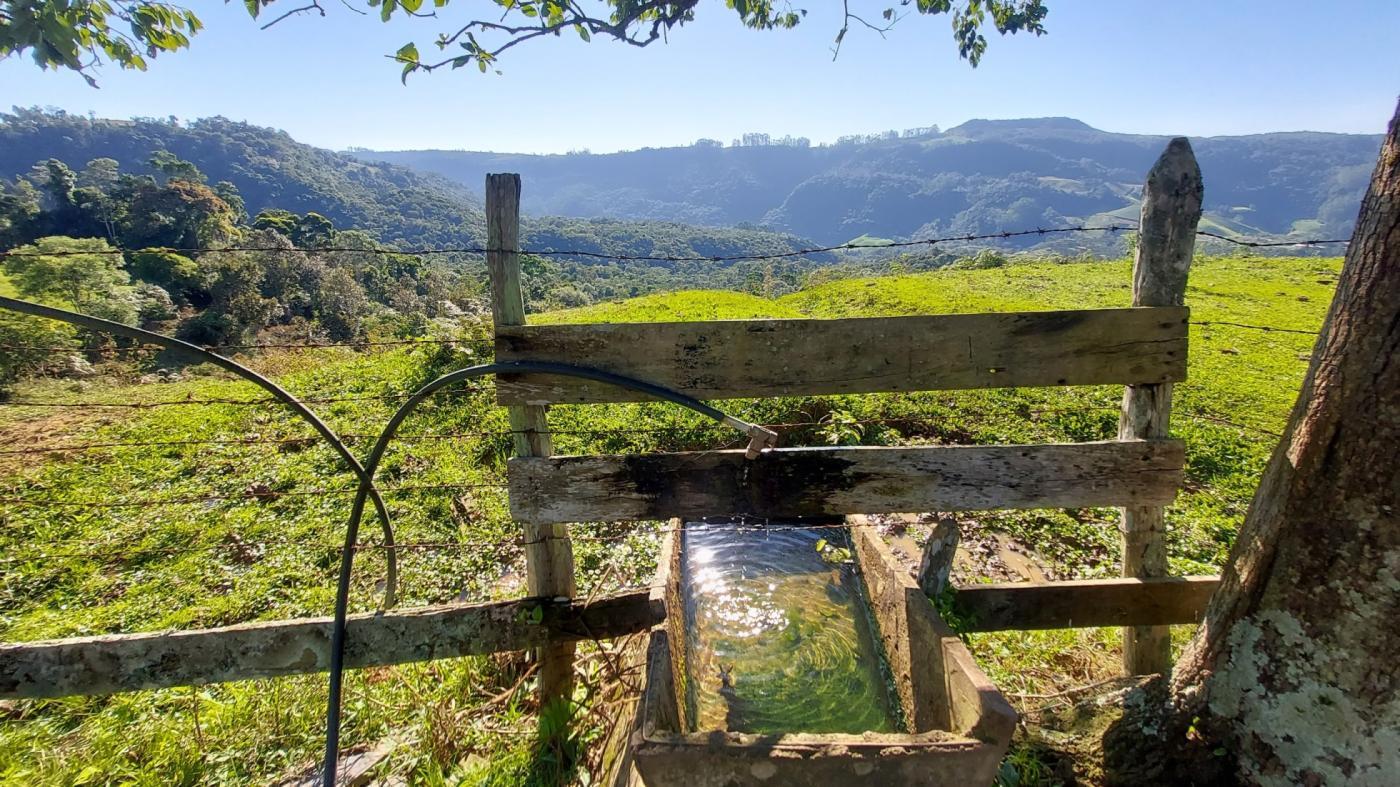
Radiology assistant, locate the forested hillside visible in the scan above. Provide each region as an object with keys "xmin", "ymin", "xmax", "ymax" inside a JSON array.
[
  {"xmin": 0, "ymin": 153, "xmax": 839, "ymax": 387},
  {"xmin": 0, "ymin": 108, "xmax": 484, "ymax": 248},
  {"xmin": 359, "ymin": 118, "xmax": 1381, "ymax": 247},
  {"xmin": 0, "ymin": 109, "xmax": 826, "ymax": 262}
]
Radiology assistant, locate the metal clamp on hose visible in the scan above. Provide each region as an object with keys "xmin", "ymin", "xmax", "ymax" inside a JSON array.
[{"xmin": 723, "ymin": 417, "xmax": 779, "ymax": 459}]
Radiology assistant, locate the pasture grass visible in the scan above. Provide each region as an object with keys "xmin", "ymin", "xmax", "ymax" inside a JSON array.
[{"xmin": 0, "ymin": 255, "xmax": 1338, "ymax": 784}]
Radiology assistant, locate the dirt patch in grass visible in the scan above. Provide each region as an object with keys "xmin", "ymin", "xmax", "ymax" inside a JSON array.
[
  {"xmin": 869, "ymin": 512, "xmax": 1058, "ymax": 584},
  {"xmin": 0, "ymin": 408, "xmax": 117, "ymax": 475}
]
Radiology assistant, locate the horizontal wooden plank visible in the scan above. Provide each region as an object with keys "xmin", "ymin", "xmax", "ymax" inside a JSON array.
[
  {"xmin": 0, "ymin": 590, "xmax": 661, "ymax": 699},
  {"xmin": 951, "ymin": 576, "xmax": 1220, "ymax": 632},
  {"xmin": 508, "ymin": 440, "xmax": 1184, "ymax": 524},
  {"xmin": 495, "ymin": 307, "xmax": 1189, "ymax": 405}
]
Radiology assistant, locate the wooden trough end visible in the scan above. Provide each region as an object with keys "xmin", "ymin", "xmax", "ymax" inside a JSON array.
[{"xmin": 628, "ymin": 522, "xmax": 1015, "ymax": 787}]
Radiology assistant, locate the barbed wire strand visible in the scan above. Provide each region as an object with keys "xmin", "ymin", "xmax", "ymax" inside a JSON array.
[
  {"xmin": 0, "ymin": 225, "xmax": 1136, "ymax": 262},
  {"xmin": 0, "ymin": 408, "xmax": 1132, "ymax": 456},
  {"xmin": 2, "ymin": 318, "xmax": 1323, "ymax": 361},
  {"xmin": 0, "ymin": 225, "xmax": 1349, "ymax": 264},
  {"xmin": 0, "ymin": 519, "xmax": 935, "ymax": 565},
  {"xmin": 0, "ymin": 337, "xmax": 495, "ymax": 353},
  {"xmin": 0, "ymin": 481, "xmax": 510, "ymax": 509},
  {"xmin": 1193, "ymin": 320, "xmax": 1319, "ymax": 336},
  {"xmin": 3, "ymin": 317, "xmax": 1323, "ymax": 358},
  {"xmin": 0, "ymin": 224, "xmax": 1355, "ymax": 266},
  {"xmin": 0, "ymin": 387, "xmax": 491, "ymax": 409},
  {"xmin": 1194, "ymin": 230, "xmax": 1349, "ymax": 248},
  {"xmin": 0, "ymin": 407, "xmax": 1284, "ymax": 510}
]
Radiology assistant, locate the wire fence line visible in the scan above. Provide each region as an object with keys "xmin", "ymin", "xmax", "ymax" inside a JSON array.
[
  {"xmin": 0, "ymin": 519, "xmax": 918, "ymax": 566},
  {"xmin": 0, "ymin": 387, "xmax": 492, "ymax": 409},
  {"xmin": 0, "ymin": 223, "xmax": 1351, "ymax": 264},
  {"xmin": 1193, "ymin": 320, "xmax": 1320, "ymax": 336},
  {"xmin": 0, "ymin": 225, "xmax": 1136, "ymax": 261},
  {"xmin": 0, "ymin": 410, "xmax": 1130, "ymax": 456},
  {"xmin": 0, "ymin": 481, "xmax": 511, "ymax": 509},
  {"xmin": 0, "ymin": 337, "xmax": 495, "ymax": 354},
  {"xmin": 0, "ymin": 317, "xmax": 1320, "ymax": 359},
  {"xmin": 1193, "ymin": 230, "xmax": 1350, "ymax": 248},
  {"xmin": 0, "ymin": 406, "xmax": 1282, "ymax": 513}
]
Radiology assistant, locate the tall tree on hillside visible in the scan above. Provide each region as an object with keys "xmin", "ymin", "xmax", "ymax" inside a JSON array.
[
  {"xmin": 118, "ymin": 179, "xmax": 238, "ymax": 249},
  {"xmin": 148, "ymin": 150, "xmax": 206, "ymax": 185},
  {"xmin": 0, "ymin": 179, "xmax": 42, "ymax": 248},
  {"xmin": 2, "ymin": 0, "xmax": 1046, "ymax": 83},
  {"xmin": 74, "ymin": 158, "xmax": 123, "ymax": 241},
  {"xmin": 1, "ymin": 236, "xmax": 139, "ymax": 323}
]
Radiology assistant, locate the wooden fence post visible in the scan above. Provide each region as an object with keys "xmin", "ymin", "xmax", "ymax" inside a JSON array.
[
  {"xmin": 486, "ymin": 173, "xmax": 577, "ymax": 703},
  {"xmin": 1119, "ymin": 138, "xmax": 1202, "ymax": 675}
]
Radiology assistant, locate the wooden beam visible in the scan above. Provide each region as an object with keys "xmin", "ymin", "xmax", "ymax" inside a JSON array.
[
  {"xmin": 508, "ymin": 440, "xmax": 1184, "ymax": 524},
  {"xmin": 0, "ymin": 591, "xmax": 661, "ymax": 699},
  {"xmin": 1119, "ymin": 138, "xmax": 1203, "ymax": 675},
  {"xmin": 495, "ymin": 307, "xmax": 1189, "ymax": 405},
  {"xmin": 951, "ymin": 576, "xmax": 1219, "ymax": 632}
]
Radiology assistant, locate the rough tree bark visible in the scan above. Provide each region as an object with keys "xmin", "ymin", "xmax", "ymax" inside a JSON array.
[{"xmin": 1165, "ymin": 98, "xmax": 1400, "ymax": 785}]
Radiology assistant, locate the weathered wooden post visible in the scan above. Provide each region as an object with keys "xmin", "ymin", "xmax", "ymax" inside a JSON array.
[
  {"xmin": 917, "ymin": 517, "xmax": 961, "ymax": 598},
  {"xmin": 1119, "ymin": 138, "xmax": 1202, "ymax": 675},
  {"xmin": 486, "ymin": 173, "xmax": 577, "ymax": 703}
]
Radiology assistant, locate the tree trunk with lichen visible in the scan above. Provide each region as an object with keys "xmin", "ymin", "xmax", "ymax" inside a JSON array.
[{"xmin": 1157, "ymin": 99, "xmax": 1400, "ymax": 786}]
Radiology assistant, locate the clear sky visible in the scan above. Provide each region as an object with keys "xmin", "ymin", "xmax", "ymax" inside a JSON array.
[{"xmin": 2, "ymin": 1, "xmax": 1397, "ymax": 154}]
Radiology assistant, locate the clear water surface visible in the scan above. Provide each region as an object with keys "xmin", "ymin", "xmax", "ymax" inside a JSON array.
[{"xmin": 681, "ymin": 521, "xmax": 902, "ymax": 735}]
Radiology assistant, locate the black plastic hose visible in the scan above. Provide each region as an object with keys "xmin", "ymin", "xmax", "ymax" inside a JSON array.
[{"xmin": 321, "ymin": 361, "xmax": 776, "ymax": 785}]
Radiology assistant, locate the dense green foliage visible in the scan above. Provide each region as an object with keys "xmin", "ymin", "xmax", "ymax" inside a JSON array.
[
  {"xmin": 0, "ymin": 109, "xmax": 829, "ymax": 265},
  {"xmin": 0, "ymin": 0, "xmax": 201, "ymax": 83},
  {"xmin": 0, "ymin": 109, "xmax": 487, "ymax": 249},
  {"xmin": 386, "ymin": 0, "xmax": 1045, "ymax": 77},
  {"xmin": 360, "ymin": 118, "xmax": 1382, "ymax": 248},
  {"xmin": 0, "ymin": 150, "xmax": 482, "ymax": 382},
  {"xmin": 3, "ymin": 0, "xmax": 1042, "ymax": 84},
  {"xmin": 0, "ymin": 255, "xmax": 1333, "ymax": 783},
  {"xmin": 0, "ymin": 112, "xmax": 851, "ymax": 385}
]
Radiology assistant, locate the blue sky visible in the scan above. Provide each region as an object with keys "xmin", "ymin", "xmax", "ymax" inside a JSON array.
[{"xmin": 2, "ymin": 1, "xmax": 1397, "ymax": 153}]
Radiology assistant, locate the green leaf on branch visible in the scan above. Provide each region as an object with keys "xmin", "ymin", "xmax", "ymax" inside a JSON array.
[{"xmin": 396, "ymin": 42, "xmax": 419, "ymax": 83}]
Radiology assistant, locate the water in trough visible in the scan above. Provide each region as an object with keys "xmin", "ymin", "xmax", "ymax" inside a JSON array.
[{"xmin": 680, "ymin": 520, "xmax": 903, "ymax": 735}]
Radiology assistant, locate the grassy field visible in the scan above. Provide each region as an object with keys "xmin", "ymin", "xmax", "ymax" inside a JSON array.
[{"xmin": 0, "ymin": 255, "xmax": 1338, "ymax": 785}]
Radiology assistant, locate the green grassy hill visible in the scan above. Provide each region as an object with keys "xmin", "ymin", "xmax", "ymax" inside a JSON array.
[{"xmin": 0, "ymin": 256, "xmax": 1338, "ymax": 784}]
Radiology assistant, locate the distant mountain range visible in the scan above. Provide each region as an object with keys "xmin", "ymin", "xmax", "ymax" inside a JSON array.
[
  {"xmin": 2, "ymin": 110, "xmax": 1378, "ymax": 263},
  {"xmin": 354, "ymin": 118, "xmax": 1382, "ymax": 249}
]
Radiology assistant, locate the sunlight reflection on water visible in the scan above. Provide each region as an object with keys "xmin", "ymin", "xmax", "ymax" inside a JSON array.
[{"xmin": 681, "ymin": 520, "xmax": 901, "ymax": 735}]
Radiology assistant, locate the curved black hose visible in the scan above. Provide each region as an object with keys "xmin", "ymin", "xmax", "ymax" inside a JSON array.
[
  {"xmin": 0, "ymin": 296, "xmax": 401, "ymax": 607},
  {"xmin": 321, "ymin": 361, "xmax": 776, "ymax": 785}
]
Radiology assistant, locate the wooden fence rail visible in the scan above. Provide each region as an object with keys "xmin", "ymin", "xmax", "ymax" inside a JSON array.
[
  {"xmin": 950, "ymin": 576, "xmax": 1219, "ymax": 632},
  {"xmin": 0, "ymin": 590, "xmax": 660, "ymax": 700},
  {"xmin": 509, "ymin": 440, "xmax": 1184, "ymax": 524},
  {"xmin": 495, "ymin": 307, "xmax": 1189, "ymax": 405}
]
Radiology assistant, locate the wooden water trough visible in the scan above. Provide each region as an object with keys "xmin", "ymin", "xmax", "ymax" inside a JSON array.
[{"xmin": 624, "ymin": 523, "xmax": 1014, "ymax": 787}]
